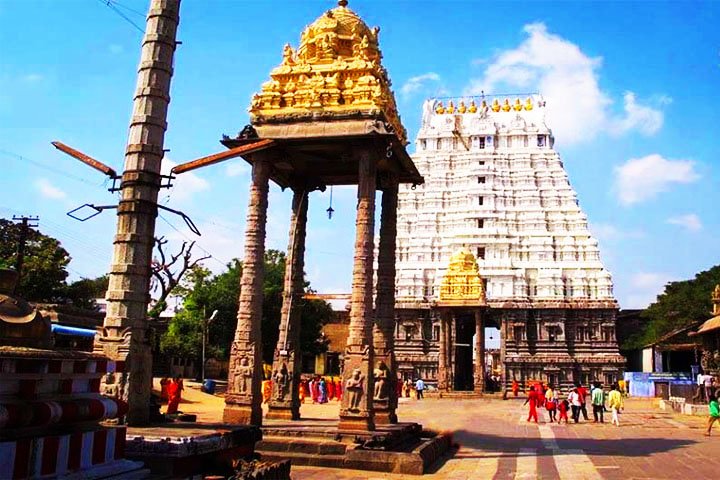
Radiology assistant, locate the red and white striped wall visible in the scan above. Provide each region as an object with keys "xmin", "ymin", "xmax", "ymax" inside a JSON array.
[{"xmin": 0, "ymin": 426, "xmax": 126, "ymax": 479}]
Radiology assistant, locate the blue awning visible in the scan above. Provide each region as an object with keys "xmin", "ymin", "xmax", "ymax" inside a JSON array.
[{"xmin": 51, "ymin": 324, "xmax": 97, "ymax": 338}]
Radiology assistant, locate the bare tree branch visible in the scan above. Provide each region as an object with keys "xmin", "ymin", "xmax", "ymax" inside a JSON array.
[{"xmin": 149, "ymin": 236, "xmax": 210, "ymax": 318}]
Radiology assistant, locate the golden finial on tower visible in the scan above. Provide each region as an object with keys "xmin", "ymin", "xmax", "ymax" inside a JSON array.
[
  {"xmin": 468, "ymin": 100, "xmax": 477, "ymax": 113},
  {"xmin": 447, "ymin": 100, "xmax": 455, "ymax": 114},
  {"xmin": 502, "ymin": 99, "xmax": 511, "ymax": 111},
  {"xmin": 491, "ymin": 99, "xmax": 500, "ymax": 112},
  {"xmin": 435, "ymin": 101, "xmax": 445, "ymax": 114},
  {"xmin": 712, "ymin": 284, "xmax": 720, "ymax": 316},
  {"xmin": 458, "ymin": 101, "xmax": 467, "ymax": 113},
  {"xmin": 524, "ymin": 97, "xmax": 533, "ymax": 110},
  {"xmin": 513, "ymin": 98, "xmax": 523, "ymax": 111}
]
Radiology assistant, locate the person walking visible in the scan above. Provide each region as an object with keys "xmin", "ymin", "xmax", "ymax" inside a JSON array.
[
  {"xmin": 607, "ymin": 383, "xmax": 623, "ymax": 426},
  {"xmin": 524, "ymin": 386, "xmax": 540, "ymax": 423},
  {"xmin": 558, "ymin": 397, "xmax": 570, "ymax": 424},
  {"xmin": 706, "ymin": 394, "xmax": 720, "ymax": 436},
  {"xmin": 166, "ymin": 376, "xmax": 183, "ymax": 414},
  {"xmin": 577, "ymin": 384, "xmax": 590, "ymax": 420},
  {"xmin": 704, "ymin": 374, "xmax": 714, "ymax": 404},
  {"xmin": 512, "ymin": 380, "xmax": 520, "ymax": 398},
  {"xmin": 415, "ymin": 378, "xmax": 425, "ymax": 399},
  {"xmin": 318, "ymin": 377, "xmax": 328, "ymax": 404},
  {"xmin": 545, "ymin": 384, "xmax": 557, "ymax": 423},
  {"xmin": 591, "ymin": 382, "xmax": 605, "ymax": 423},
  {"xmin": 568, "ymin": 387, "xmax": 582, "ymax": 423}
]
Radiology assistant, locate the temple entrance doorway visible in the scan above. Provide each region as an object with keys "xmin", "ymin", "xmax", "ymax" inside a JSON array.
[{"xmin": 453, "ymin": 314, "xmax": 475, "ymax": 391}]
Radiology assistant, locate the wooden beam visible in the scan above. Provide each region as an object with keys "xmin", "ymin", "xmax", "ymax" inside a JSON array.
[
  {"xmin": 51, "ymin": 141, "xmax": 117, "ymax": 177},
  {"xmin": 171, "ymin": 139, "xmax": 275, "ymax": 174}
]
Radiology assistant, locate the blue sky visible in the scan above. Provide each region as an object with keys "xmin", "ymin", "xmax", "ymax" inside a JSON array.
[{"xmin": 1, "ymin": 0, "xmax": 718, "ymax": 309}]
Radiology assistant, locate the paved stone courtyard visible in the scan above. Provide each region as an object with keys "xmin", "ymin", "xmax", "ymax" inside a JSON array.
[{"xmin": 289, "ymin": 396, "xmax": 718, "ymax": 479}]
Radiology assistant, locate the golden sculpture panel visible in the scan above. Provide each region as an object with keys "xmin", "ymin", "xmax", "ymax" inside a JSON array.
[
  {"xmin": 249, "ymin": 1, "xmax": 407, "ymax": 144},
  {"xmin": 439, "ymin": 249, "xmax": 487, "ymax": 305}
]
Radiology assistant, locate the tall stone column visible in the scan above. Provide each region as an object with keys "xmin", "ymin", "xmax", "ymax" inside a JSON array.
[
  {"xmin": 437, "ymin": 310, "xmax": 450, "ymax": 391},
  {"xmin": 224, "ymin": 156, "xmax": 271, "ymax": 426},
  {"xmin": 267, "ymin": 188, "xmax": 309, "ymax": 420},
  {"xmin": 338, "ymin": 149, "xmax": 376, "ymax": 432},
  {"xmin": 94, "ymin": 0, "xmax": 180, "ymax": 426},
  {"xmin": 373, "ymin": 174, "xmax": 399, "ymax": 424},
  {"xmin": 474, "ymin": 310, "xmax": 485, "ymax": 393}
]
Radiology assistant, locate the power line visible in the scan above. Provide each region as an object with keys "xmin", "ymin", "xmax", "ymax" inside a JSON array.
[
  {"xmin": 95, "ymin": 0, "xmax": 145, "ymax": 34},
  {"xmin": 157, "ymin": 214, "xmax": 229, "ymax": 268},
  {"xmin": 106, "ymin": 0, "xmax": 145, "ymax": 18},
  {"xmin": 0, "ymin": 148, "xmax": 104, "ymax": 187}
]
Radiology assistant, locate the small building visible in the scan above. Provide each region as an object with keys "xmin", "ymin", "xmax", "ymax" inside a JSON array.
[{"xmin": 690, "ymin": 284, "xmax": 720, "ymax": 373}]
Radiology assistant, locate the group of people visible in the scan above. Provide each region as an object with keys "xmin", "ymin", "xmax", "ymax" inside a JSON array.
[
  {"xmin": 694, "ymin": 371, "xmax": 718, "ymax": 404},
  {"xmin": 259, "ymin": 375, "xmax": 344, "ymax": 404},
  {"xmin": 401, "ymin": 378, "xmax": 426, "ymax": 399},
  {"xmin": 524, "ymin": 382, "xmax": 624, "ymax": 426}
]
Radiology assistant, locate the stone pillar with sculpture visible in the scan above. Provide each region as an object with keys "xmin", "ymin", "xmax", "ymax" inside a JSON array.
[
  {"xmin": 224, "ymin": 155, "xmax": 271, "ymax": 426},
  {"xmin": 474, "ymin": 309, "xmax": 485, "ymax": 393},
  {"xmin": 437, "ymin": 309, "xmax": 450, "ymax": 391},
  {"xmin": 268, "ymin": 188, "xmax": 309, "ymax": 420},
  {"xmin": 338, "ymin": 149, "xmax": 377, "ymax": 432},
  {"xmin": 372, "ymin": 173, "xmax": 399, "ymax": 424}
]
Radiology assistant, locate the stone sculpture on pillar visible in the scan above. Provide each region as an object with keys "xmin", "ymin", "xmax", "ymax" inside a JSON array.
[
  {"xmin": 338, "ymin": 149, "xmax": 376, "ymax": 432},
  {"xmin": 224, "ymin": 155, "xmax": 271, "ymax": 426},
  {"xmin": 268, "ymin": 188, "xmax": 309, "ymax": 420},
  {"xmin": 372, "ymin": 173, "xmax": 399, "ymax": 423}
]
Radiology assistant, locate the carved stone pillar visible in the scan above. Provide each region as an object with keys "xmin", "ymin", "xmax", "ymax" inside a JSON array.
[
  {"xmin": 94, "ymin": 0, "xmax": 180, "ymax": 427},
  {"xmin": 437, "ymin": 309, "xmax": 450, "ymax": 391},
  {"xmin": 372, "ymin": 174, "xmax": 399, "ymax": 424},
  {"xmin": 267, "ymin": 188, "xmax": 309, "ymax": 421},
  {"xmin": 474, "ymin": 309, "xmax": 485, "ymax": 393},
  {"xmin": 338, "ymin": 149, "xmax": 376, "ymax": 432},
  {"xmin": 224, "ymin": 155, "xmax": 270, "ymax": 426}
]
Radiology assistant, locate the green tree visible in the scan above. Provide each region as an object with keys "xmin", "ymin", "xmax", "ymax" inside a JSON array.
[
  {"xmin": 160, "ymin": 249, "xmax": 332, "ymax": 365},
  {"xmin": 625, "ymin": 265, "xmax": 720, "ymax": 349},
  {"xmin": 0, "ymin": 218, "xmax": 70, "ymax": 301},
  {"xmin": 65, "ymin": 275, "xmax": 109, "ymax": 310}
]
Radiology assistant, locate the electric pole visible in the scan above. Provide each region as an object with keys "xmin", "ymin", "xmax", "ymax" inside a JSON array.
[{"xmin": 11, "ymin": 215, "xmax": 39, "ymax": 294}]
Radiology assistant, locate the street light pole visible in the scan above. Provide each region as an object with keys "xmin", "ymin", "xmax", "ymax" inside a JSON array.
[{"xmin": 202, "ymin": 309, "xmax": 218, "ymax": 381}]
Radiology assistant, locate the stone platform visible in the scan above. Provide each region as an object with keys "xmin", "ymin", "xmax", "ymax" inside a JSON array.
[
  {"xmin": 256, "ymin": 418, "xmax": 452, "ymax": 475},
  {"xmin": 659, "ymin": 398, "xmax": 708, "ymax": 416},
  {"xmin": 125, "ymin": 422, "xmax": 262, "ymax": 478}
]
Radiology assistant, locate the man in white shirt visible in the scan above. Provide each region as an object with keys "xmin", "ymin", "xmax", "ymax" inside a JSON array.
[
  {"xmin": 694, "ymin": 373, "xmax": 706, "ymax": 403},
  {"xmin": 415, "ymin": 378, "xmax": 425, "ymax": 399}
]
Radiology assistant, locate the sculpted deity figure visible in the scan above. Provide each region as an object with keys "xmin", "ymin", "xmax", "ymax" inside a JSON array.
[
  {"xmin": 274, "ymin": 363, "xmax": 289, "ymax": 401},
  {"xmin": 373, "ymin": 361, "xmax": 389, "ymax": 400},
  {"xmin": 319, "ymin": 34, "xmax": 336, "ymax": 59},
  {"xmin": 234, "ymin": 356, "xmax": 253, "ymax": 394},
  {"xmin": 345, "ymin": 368, "xmax": 365, "ymax": 412},
  {"xmin": 282, "ymin": 43, "xmax": 296, "ymax": 66}
]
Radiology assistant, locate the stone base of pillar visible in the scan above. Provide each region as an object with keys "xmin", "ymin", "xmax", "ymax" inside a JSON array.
[
  {"xmin": 266, "ymin": 403, "xmax": 300, "ymax": 421},
  {"xmin": 223, "ymin": 399, "xmax": 262, "ymax": 425},
  {"xmin": 373, "ymin": 401, "xmax": 397, "ymax": 425},
  {"xmin": 338, "ymin": 412, "xmax": 375, "ymax": 432}
]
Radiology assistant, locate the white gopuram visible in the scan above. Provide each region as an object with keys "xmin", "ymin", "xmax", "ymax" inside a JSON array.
[{"xmin": 394, "ymin": 96, "xmax": 625, "ymax": 392}]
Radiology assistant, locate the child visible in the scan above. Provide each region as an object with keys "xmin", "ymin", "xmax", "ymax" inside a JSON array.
[
  {"xmin": 706, "ymin": 394, "xmax": 719, "ymax": 436},
  {"xmin": 558, "ymin": 398, "xmax": 570, "ymax": 424}
]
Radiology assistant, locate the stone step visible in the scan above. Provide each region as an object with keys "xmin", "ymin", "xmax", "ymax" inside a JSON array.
[
  {"xmin": 256, "ymin": 449, "xmax": 347, "ymax": 469},
  {"xmin": 257, "ymin": 435, "xmax": 348, "ymax": 455}
]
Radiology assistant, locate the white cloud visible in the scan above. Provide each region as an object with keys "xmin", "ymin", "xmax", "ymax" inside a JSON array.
[
  {"xmin": 610, "ymin": 92, "xmax": 664, "ymax": 136},
  {"xmin": 22, "ymin": 73, "xmax": 43, "ymax": 83},
  {"xmin": 226, "ymin": 161, "xmax": 249, "ymax": 177},
  {"xmin": 666, "ymin": 213, "xmax": 702, "ymax": 232},
  {"xmin": 614, "ymin": 154, "xmax": 700, "ymax": 205},
  {"xmin": 464, "ymin": 23, "xmax": 667, "ymax": 145},
  {"xmin": 162, "ymin": 159, "xmax": 210, "ymax": 202},
  {"xmin": 623, "ymin": 271, "xmax": 673, "ymax": 308},
  {"xmin": 590, "ymin": 222, "xmax": 645, "ymax": 242},
  {"xmin": 35, "ymin": 178, "xmax": 67, "ymax": 200},
  {"xmin": 400, "ymin": 72, "xmax": 442, "ymax": 99}
]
